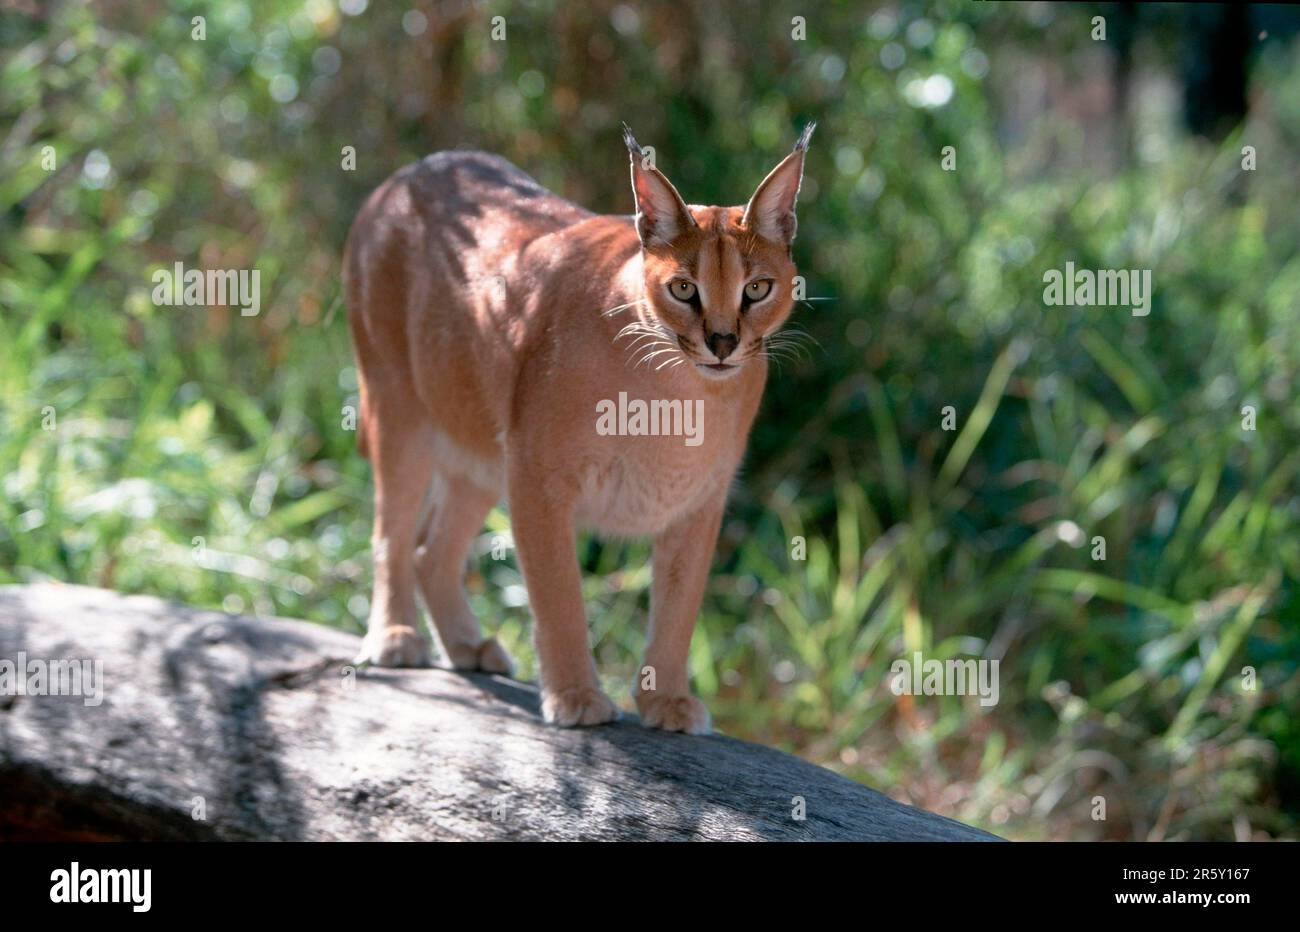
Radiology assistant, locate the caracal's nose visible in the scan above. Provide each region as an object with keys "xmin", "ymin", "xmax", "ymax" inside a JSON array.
[{"xmin": 706, "ymin": 331, "xmax": 738, "ymax": 361}]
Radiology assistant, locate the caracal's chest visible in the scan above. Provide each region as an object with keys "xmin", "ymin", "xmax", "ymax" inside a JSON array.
[{"xmin": 572, "ymin": 404, "xmax": 742, "ymax": 535}]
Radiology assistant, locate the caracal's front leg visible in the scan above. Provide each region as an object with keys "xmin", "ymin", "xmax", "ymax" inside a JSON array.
[
  {"xmin": 508, "ymin": 469, "xmax": 618, "ymax": 727},
  {"xmin": 635, "ymin": 499, "xmax": 725, "ymax": 734}
]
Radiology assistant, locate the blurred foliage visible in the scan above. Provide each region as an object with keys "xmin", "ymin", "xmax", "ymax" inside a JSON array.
[{"xmin": 2, "ymin": 0, "xmax": 1298, "ymax": 840}]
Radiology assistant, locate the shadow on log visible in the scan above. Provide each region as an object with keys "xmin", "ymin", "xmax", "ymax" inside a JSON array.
[{"xmin": 0, "ymin": 583, "xmax": 998, "ymax": 841}]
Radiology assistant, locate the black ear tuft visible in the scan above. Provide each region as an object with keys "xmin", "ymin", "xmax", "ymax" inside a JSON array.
[
  {"xmin": 622, "ymin": 123, "xmax": 642, "ymax": 157},
  {"xmin": 794, "ymin": 122, "xmax": 817, "ymax": 153}
]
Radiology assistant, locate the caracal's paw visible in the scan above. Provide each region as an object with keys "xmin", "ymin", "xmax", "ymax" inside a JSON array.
[
  {"xmin": 354, "ymin": 625, "xmax": 433, "ymax": 668},
  {"xmin": 542, "ymin": 684, "xmax": 619, "ymax": 728},
  {"xmin": 445, "ymin": 637, "xmax": 515, "ymax": 676},
  {"xmin": 636, "ymin": 692, "xmax": 712, "ymax": 735}
]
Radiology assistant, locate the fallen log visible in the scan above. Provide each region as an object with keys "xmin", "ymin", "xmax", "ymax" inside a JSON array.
[{"xmin": 0, "ymin": 583, "xmax": 998, "ymax": 841}]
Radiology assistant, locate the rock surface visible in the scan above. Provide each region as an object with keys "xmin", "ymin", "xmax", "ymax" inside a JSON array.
[{"xmin": 0, "ymin": 583, "xmax": 997, "ymax": 841}]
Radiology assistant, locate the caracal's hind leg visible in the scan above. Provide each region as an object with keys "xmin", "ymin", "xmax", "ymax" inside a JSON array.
[
  {"xmin": 354, "ymin": 401, "xmax": 438, "ymax": 668},
  {"xmin": 414, "ymin": 471, "xmax": 514, "ymax": 674}
]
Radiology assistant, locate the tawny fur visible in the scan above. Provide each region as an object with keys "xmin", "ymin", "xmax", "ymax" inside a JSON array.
[{"xmin": 344, "ymin": 127, "xmax": 812, "ymax": 734}]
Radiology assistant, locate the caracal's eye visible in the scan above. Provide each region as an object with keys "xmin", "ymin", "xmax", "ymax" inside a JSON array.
[
  {"xmin": 745, "ymin": 279, "xmax": 773, "ymax": 302},
  {"xmin": 669, "ymin": 279, "xmax": 698, "ymax": 302}
]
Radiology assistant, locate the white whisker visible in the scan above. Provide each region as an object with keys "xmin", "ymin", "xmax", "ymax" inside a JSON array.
[
  {"xmin": 624, "ymin": 333, "xmax": 666, "ymax": 352},
  {"xmin": 627, "ymin": 341, "xmax": 673, "ymax": 369},
  {"xmin": 636, "ymin": 347, "xmax": 681, "ymax": 368},
  {"xmin": 601, "ymin": 298, "xmax": 649, "ymax": 317},
  {"xmin": 614, "ymin": 322, "xmax": 658, "ymax": 340}
]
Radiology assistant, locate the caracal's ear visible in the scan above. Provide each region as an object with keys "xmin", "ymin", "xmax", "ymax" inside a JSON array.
[
  {"xmin": 742, "ymin": 122, "xmax": 816, "ymax": 247},
  {"xmin": 623, "ymin": 124, "xmax": 696, "ymax": 247}
]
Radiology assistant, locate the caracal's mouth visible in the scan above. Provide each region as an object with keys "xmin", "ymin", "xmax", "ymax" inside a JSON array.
[
  {"xmin": 674, "ymin": 334, "xmax": 746, "ymax": 379},
  {"xmin": 694, "ymin": 360, "xmax": 743, "ymax": 380}
]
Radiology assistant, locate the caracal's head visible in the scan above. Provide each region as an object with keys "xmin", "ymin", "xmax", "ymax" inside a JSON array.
[{"xmin": 623, "ymin": 123, "xmax": 814, "ymax": 382}]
